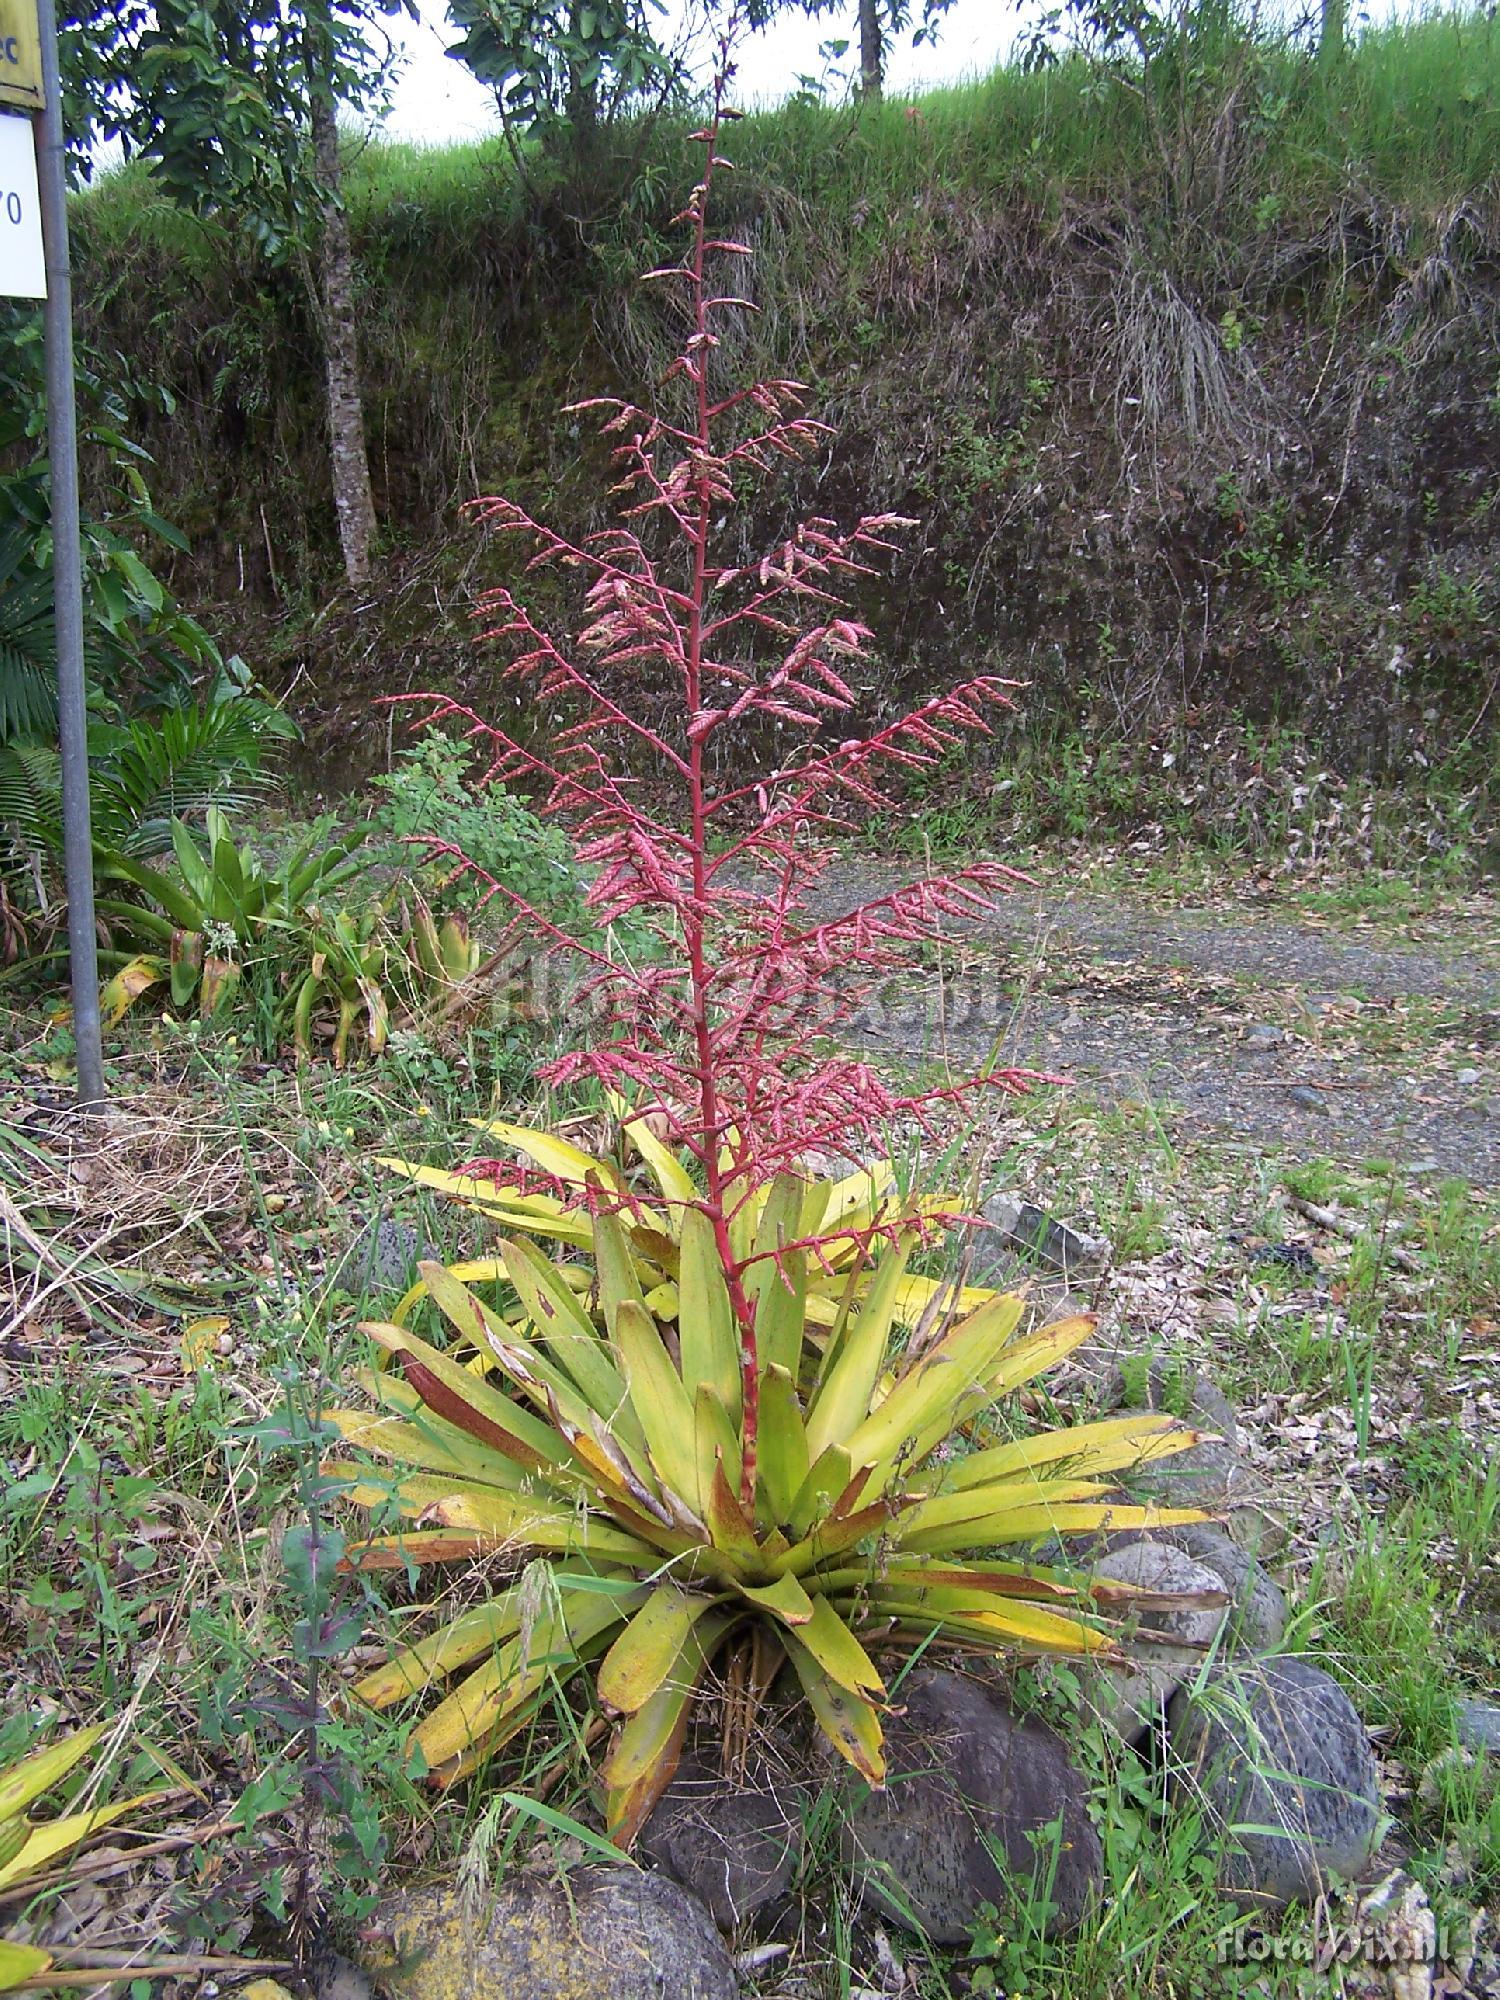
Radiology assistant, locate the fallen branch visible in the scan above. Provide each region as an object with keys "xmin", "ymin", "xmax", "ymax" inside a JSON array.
[{"xmin": 1284, "ymin": 1191, "xmax": 1420, "ymax": 1274}]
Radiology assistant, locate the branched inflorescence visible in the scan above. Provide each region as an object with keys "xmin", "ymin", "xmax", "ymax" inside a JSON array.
[{"xmin": 397, "ymin": 11, "xmax": 1041, "ymax": 1498}]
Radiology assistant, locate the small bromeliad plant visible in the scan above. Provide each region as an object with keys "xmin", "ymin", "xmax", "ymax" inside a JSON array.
[{"xmin": 332, "ymin": 11, "xmax": 1213, "ymax": 1843}]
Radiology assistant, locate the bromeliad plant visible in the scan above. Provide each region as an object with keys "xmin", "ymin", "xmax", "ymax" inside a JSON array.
[
  {"xmin": 97, "ymin": 806, "xmax": 369, "ymax": 1024},
  {"xmin": 335, "ymin": 1234, "xmax": 1208, "ymax": 1837},
  {"xmin": 335, "ymin": 11, "xmax": 1216, "ymax": 1839}
]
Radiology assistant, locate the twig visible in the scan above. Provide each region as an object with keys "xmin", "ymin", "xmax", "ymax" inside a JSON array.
[
  {"xmin": 1285, "ymin": 1191, "xmax": 1420, "ymax": 1273},
  {"xmin": 3, "ymin": 1816, "xmax": 242, "ymax": 1900},
  {"xmin": 13, "ymin": 1954, "xmax": 294, "ymax": 1990}
]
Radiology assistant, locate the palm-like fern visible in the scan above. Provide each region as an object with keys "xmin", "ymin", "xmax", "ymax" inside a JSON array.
[
  {"xmin": 0, "ymin": 518, "xmax": 296, "ymax": 881},
  {"xmin": 0, "ymin": 523, "xmax": 60, "ymax": 747}
]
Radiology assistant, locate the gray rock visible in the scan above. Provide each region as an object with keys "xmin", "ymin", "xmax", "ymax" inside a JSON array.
[
  {"xmin": 976, "ymin": 1195, "xmax": 1110, "ymax": 1279},
  {"xmin": 1456, "ymin": 1068, "xmax": 1482, "ymax": 1088},
  {"xmin": 1099, "ymin": 1358, "xmax": 1272, "ymax": 1531},
  {"xmin": 1110, "ymin": 1525, "xmax": 1288, "ymax": 1653},
  {"xmin": 640, "ymin": 1752, "xmax": 803, "ymax": 1932},
  {"xmin": 1083, "ymin": 1542, "xmax": 1228, "ymax": 1741},
  {"xmin": 359, "ymin": 1870, "xmax": 739, "ymax": 2000},
  {"xmin": 347, "ymin": 1214, "xmax": 432, "ymax": 1296},
  {"xmin": 1455, "ymin": 1697, "xmax": 1500, "ymax": 1756},
  {"xmin": 1243, "ymin": 1025, "xmax": 1286, "ymax": 1049},
  {"xmin": 1168, "ymin": 1657, "xmax": 1382, "ymax": 1909},
  {"xmin": 1103, "ymin": 1356, "xmax": 1238, "ymax": 1441},
  {"xmin": 834, "ymin": 1668, "xmax": 1102, "ymax": 1944}
]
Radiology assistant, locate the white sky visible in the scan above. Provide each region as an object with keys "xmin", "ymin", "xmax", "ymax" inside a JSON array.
[{"xmin": 377, "ymin": 0, "xmax": 1034, "ymax": 143}]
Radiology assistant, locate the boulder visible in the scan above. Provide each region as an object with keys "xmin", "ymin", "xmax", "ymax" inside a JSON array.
[
  {"xmin": 358, "ymin": 1870, "xmax": 739, "ymax": 2000},
  {"xmin": 1454, "ymin": 1697, "xmax": 1500, "ymax": 1757},
  {"xmin": 1108, "ymin": 1525, "xmax": 1287, "ymax": 1653},
  {"xmin": 1083, "ymin": 1541, "xmax": 1228, "ymax": 1741},
  {"xmin": 1102, "ymin": 1358, "xmax": 1269, "ymax": 1536},
  {"xmin": 1168, "ymin": 1657, "xmax": 1382, "ymax": 1909},
  {"xmin": 640, "ymin": 1752, "xmax": 803, "ymax": 1933},
  {"xmin": 833, "ymin": 1668, "xmax": 1102, "ymax": 1945},
  {"xmin": 1102, "ymin": 1356, "xmax": 1238, "ymax": 1443}
]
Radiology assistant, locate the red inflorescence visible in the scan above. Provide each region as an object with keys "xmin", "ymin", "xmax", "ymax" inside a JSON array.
[{"xmin": 388, "ymin": 9, "xmax": 1046, "ymax": 1495}]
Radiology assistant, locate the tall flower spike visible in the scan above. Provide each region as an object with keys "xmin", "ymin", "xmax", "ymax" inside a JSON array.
[{"xmin": 393, "ymin": 4, "xmax": 1042, "ymax": 1500}]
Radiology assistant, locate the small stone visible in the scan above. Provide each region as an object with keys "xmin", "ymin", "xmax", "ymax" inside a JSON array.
[
  {"xmin": 1288, "ymin": 1085, "xmax": 1330, "ymax": 1114},
  {"xmin": 359, "ymin": 1871, "xmax": 739, "ymax": 2000},
  {"xmin": 640, "ymin": 1752, "xmax": 803, "ymax": 1932},
  {"xmin": 1243, "ymin": 1025, "xmax": 1285, "ymax": 1048},
  {"xmin": 1168, "ymin": 1657, "xmax": 1382, "ymax": 1909},
  {"xmin": 1454, "ymin": 1697, "xmax": 1500, "ymax": 1756},
  {"xmin": 832, "ymin": 1668, "xmax": 1102, "ymax": 1944},
  {"xmin": 1084, "ymin": 1542, "xmax": 1227, "ymax": 1741},
  {"xmin": 976, "ymin": 1195, "xmax": 1110, "ymax": 1278},
  {"xmin": 1455, "ymin": 1068, "xmax": 1481, "ymax": 1087}
]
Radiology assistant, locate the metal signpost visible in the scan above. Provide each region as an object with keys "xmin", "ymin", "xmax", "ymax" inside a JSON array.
[{"xmin": 1, "ymin": 0, "xmax": 105, "ymax": 1105}]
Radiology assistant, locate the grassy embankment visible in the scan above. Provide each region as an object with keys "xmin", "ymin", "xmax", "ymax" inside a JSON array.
[{"xmin": 68, "ymin": 8, "xmax": 1500, "ymax": 869}]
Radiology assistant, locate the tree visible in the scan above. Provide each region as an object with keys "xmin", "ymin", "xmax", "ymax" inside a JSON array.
[
  {"xmin": 58, "ymin": 0, "xmax": 408, "ymax": 586},
  {"xmin": 444, "ymin": 0, "xmax": 679, "ymax": 154},
  {"xmin": 754, "ymin": 0, "xmax": 957, "ymax": 100}
]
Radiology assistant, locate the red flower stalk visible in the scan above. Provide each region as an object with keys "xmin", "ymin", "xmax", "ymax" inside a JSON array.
[{"xmin": 397, "ymin": 10, "xmax": 1041, "ymax": 1503}]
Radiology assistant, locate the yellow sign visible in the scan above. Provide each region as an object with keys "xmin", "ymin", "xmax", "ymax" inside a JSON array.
[{"xmin": 0, "ymin": 0, "xmax": 42, "ymax": 113}]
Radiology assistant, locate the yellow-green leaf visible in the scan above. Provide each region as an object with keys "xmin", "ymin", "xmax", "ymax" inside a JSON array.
[
  {"xmin": 322, "ymin": 1403, "xmax": 527, "ymax": 1489},
  {"xmin": 613, "ymin": 1299, "xmax": 701, "ymax": 1509},
  {"xmin": 677, "ymin": 1206, "xmax": 740, "ymax": 1420},
  {"xmin": 947, "ymin": 1413, "xmax": 1198, "ymax": 1492},
  {"xmin": 468, "ymin": 1116, "xmax": 623, "ymax": 1193},
  {"xmin": 869, "ymin": 1593, "xmax": 1116, "ymax": 1654},
  {"xmin": 756, "ymin": 1364, "xmax": 810, "ymax": 1527},
  {"xmin": 900, "ymin": 1500, "xmax": 1209, "ymax": 1557},
  {"xmin": 597, "ymin": 1586, "xmax": 719, "ymax": 1714},
  {"xmin": 844, "ymin": 1290, "xmax": 1026, "ymax": 1478},
  {"xmin": 0, "ymin": 1794, "xmax": 168, "ymax": 1892},
  {"xmin": 693, "ymin": 1382, "xmax": 742, "ymax": 1522},
  {"xmin": 735, "ymin": 1568, "xmax": 814, "ymax": 1627},
  {"xmin": 900, "ymin": 1477, "xmax": 1118, "ymax": 1546},
  {"xmin": 746, "ymin": 1174, "xmax": 807, "ymax": 1382},
  {"xmin": 501, "ymin": 1233, "xmax": 634, "ymax": 1435},
  {"xmin": 412, "ymin": 1584, "xmax": 642, "ymax": 1774},
  {"xmin": 602, "ymin": 1613, "xmax": 731, "ymax": 1846},
  {"xmin": 0, "ymin": 1943, "xmax": 53, "ymax": 1989},
  {"xmin": 794, "ymin": 1596, "xmax": 884, "ymax": 1695},
  {"xmin": 361, "ymin": 1316, "xmax": 568, "ymax": 1470},
  {"xmin": 611, "ymin": 1095, "xmax": 698, "ymax": 1207},
  {"xmin": 782, "ymin": 1631, "xmax": 885, "ymax": 1786},
  {"xmin": 704, "ymin": 1455, "xmax": 761, "ymax": 1569},
  {"xmin": 787, "ymin": 1443, "xmax": 855, "ymax": 1540},
  {"xmin": 0, "ymin": 1728, "xmax": 106, "ymax": 1821},
  {"xmin": 412, "ymin": 1265, "xmax": 599, "ymax": 1436},
  {"xmin": 101, "ymin": 954, "xmax": 167, "ymax": 1026},
  {"xmin": 593, "ymin": 1205, "xmax": 650, "ymax": 1341},
  {"xmin": 378, "ymin": 1159, "xmax": 594, "ymax": 1246},
  {"xmin": 805, "ymin": 1233, "xmax": 913, "ymax": 1464},
  {"xmin": 353, "ymin": 1591, "xmax": 530, "ymax": 1708}
]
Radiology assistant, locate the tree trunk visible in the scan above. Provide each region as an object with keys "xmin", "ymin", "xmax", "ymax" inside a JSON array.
[
  {"xmin": 858, "ymin": 0, "xmax": 883, "ymax": 101},
  {"xmin": 310, "ymin": 92, "xmax": 377, "ymax": 587},
  {"xmin": 1318, "ymin": 0, "xmax": 1346, "ymax": 70},
  {"xmin": 565, "ymin": 0, "xmax": 600, "ymax": 157}
]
